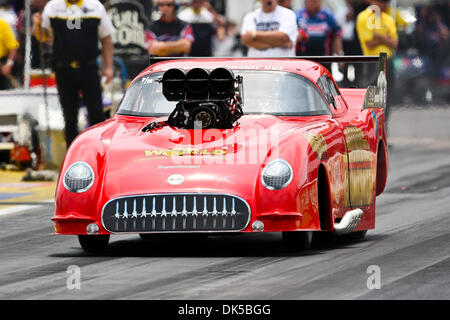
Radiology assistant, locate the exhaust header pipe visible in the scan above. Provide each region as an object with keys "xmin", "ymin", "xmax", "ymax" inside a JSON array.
[{"xmin": 162, "ymin": 68, "xmax": 237, "ymax": 102}]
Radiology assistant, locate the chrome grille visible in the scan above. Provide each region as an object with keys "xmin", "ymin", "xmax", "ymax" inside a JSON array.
[{"xmin": 102, "ymin": 194, "xmax": 251, "ymax": 233}]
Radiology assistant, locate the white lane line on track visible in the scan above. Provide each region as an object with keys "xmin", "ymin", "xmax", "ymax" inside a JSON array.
[
  {"xmin": 0, "ymin": 198, "xmax": 54, "ymax": 217},
  {"xmin": 41, "ymin": 199, "xmax": 55, "ymax": 204},
  {"xmin": 0, "ymin": 205, "xmax": 42, "ymax": 217}
]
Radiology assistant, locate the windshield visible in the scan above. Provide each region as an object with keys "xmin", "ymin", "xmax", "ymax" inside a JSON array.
[{"xmin": 117, "ymin": 70, "xmax": 330, "ymax": 117}]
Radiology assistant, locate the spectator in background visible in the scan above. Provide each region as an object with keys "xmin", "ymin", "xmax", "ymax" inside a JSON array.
[
  {"xmin": 296, "ymin": 0, "xmax": 343, "ymax": 57},
  {"xmin": 415, "ymin": 5, "xmax": 448, "ymax": 81},
  {"xmin": 357, "ymin": 0, "xmax": 398, "ymax": 59},
  {"xmin": 444, "ymin": 0, "xmax": 450, "ymax": 26},
  {"xmin": 278, "ymin": 0, "xmax": 293, "ymax": 10},
  {"xmin": 241, "ymin": 0, "xmax": 298, "ymax": 57},
  {"xmin": 0, "ymin": 17, "xmax": 18, "ymax": 89},
  {"xmin": 213, "ymin": 21, "xmax": 242, "ymax": 57},
  {"xmin": 178, "ymin": 0, "xmax": 225, "ymax": 56},
  {"xmin": 16, "ymin": 0, "xmax": 50, "ymax": 75},
  {"xmin": 33, "ymin": 0, "xmax": 115, "ymax": 147},
  {"xmin": 356, "ymin": 0, "xmax": 398, "ymax": 130},
  {"xmin": 0, "ymin": 0, "xmax": 17, "ymax": 35},
  {"xmin": 209, "ymin": 0, "xmax": 226, "ymax": 16},
  {"xmin": 146, "ymin": 0, "xmax": 194, "ymax": 57},
  {"xmin": 336, "ymin": 0, "xmax": 363, "ymax": 86}
]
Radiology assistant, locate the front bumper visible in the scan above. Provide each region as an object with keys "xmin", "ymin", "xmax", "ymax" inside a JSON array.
[{"xmin": 52, "ymin": 191, "xmax": 320, "ymax": 235}]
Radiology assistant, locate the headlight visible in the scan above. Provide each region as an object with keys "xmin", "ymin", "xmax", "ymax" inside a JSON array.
[
  {"xmin": 261, "ymin": 159, "xmax": 293, "ymax": 190},
  {"xmin": 63, "ymin": 162, "xmax": 94, "ymax": 193}
]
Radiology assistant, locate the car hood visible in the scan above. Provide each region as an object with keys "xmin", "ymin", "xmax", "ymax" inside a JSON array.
[{"xmin": 99, "ymin": 115, "xmax": 325, "ymax": 199}]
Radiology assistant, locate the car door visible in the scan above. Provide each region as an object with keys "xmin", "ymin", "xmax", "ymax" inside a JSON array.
[
  {"xmin": 311, "ymin": 75, "xmax": 349, "ymax": 221},
  {"xmin": 320, "ymin": 75, "xmax": 378, "ymax": 211}
]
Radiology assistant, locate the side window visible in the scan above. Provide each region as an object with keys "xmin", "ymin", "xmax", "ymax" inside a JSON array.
[
  {"xmin": 318, "ymin": 76, "xmax": 336, "ymax": 109},
  {"xmin": 325, "ymin": 76, "xmax": 339, "ymax": 98},
  {"xmin": 324, "ymin": 76, "xmax": 347, "ymax": 112}
]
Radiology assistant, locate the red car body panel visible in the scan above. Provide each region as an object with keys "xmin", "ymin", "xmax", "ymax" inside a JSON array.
[{"xmin": 53, "ymin": 59, "xmax": 388, "ymax": 236}]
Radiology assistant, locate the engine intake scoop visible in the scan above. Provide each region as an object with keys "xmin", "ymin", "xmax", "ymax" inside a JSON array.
[{"xmin": 159, "ymin": 68, "xmax": 244, "ymax": 130}]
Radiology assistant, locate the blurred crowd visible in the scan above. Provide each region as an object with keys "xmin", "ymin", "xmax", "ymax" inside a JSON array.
[
  {"xmin": 0, "ymin": 0, "xmax": 448, "ymax": 157},
  {"xmin": 0, "ymin": 0, "xmax": 449, "ymax": 88}
]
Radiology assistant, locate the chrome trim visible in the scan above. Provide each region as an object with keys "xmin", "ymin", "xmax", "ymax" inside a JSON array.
[
  {"xmin": 151, "ymin": 197, "xmax": 157, "ymax": 218},
  {"xmin": 63, "ymin": 162, "xmax": 95, "ymax": 193},
  {"xmin": 231, "ymin": 198, "xmax": 236, "ymax": 217},
  {"xmin": 123, "ymin": 201, "xmax": 128, "ymax": 219},
  {"xmin": 141, "ymin": 198, "xmax": 147, "ymax": 218},
  {"xmin": 132, "ymin": 199, "xmax": 138, "ymax": 218},
  {"xmin": 202, "ymin": 196, "xmax": 208, "ymax": 217},
  {"xmin": 101, "ymin": 193, "xmax": 252, "ymax": 234},
  {"xmin": 182, "ymin": 196, "xmax": 188, "ymax": 217},
  {"xmin": 261, "ymin": 159, "xmax": 293, "ymax": 191},
  {"xmin": 171, "ymin": 197, "xmax": 177, "ymax": 218},
  {"xmin": 212, "ymin": 196, "xmax": 218, "ymax": 217},
  {"xmin": 161, "ymin": 197, "xmax": 167, "ymax": 217},
  {"xmin": 222, "ymin": 198, "xmax": 227, "ymax": 217}
]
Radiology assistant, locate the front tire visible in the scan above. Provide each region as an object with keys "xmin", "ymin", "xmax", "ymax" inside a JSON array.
[
  {"xmin": 282, "ymin": 231, "xmax": 313, "ymax": 250},
  {"xmin": 78, "ymin": 235, "xmax": 110, "ymax": 252}
]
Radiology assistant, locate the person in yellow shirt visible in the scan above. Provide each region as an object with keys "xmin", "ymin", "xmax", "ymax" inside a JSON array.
[
  {"xmin": 356, "ymin": 0, "xmax": 398, "ymax": 135},
  {"xmin": 356, "ymin": 0, "xmax": 398, "ymax": 58},
  {"xmin": 0, "ymin": 17, "xmax": 19, "ymax": 89}
]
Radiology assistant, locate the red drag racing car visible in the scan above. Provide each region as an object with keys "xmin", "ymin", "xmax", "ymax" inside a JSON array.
[{"xmin": 52, "ymin": 55, "xmax": 389, "ymax": 252}]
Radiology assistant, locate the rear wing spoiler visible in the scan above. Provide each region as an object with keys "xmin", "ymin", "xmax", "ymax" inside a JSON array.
[{"xmin": 149, "ymin": 53, "xmax": 388, "ymax": 110}]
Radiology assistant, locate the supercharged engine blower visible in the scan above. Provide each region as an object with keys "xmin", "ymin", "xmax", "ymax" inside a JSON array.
[{"xmin": 158, "ymin": 67, "xmax": 244, "ymax": 130}]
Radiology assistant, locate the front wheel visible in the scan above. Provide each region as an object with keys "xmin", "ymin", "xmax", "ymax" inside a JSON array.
[
  {"xmin": 282, "ymin": 231, "xmax": 314, "ymax": 250},
  {"xmin": 78, "ymin": 235, "xmax": 110, "ymax": 252}
]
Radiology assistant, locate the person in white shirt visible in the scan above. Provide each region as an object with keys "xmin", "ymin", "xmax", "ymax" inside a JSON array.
[{"xmin": 240, "ymin": 0, "xmax": 298, "ymax": 57}]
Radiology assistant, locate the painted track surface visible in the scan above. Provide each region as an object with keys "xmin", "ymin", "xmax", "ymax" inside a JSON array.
[{"xmin": 0, "ymin": 107, "xmax": 449, "ymax": 300}]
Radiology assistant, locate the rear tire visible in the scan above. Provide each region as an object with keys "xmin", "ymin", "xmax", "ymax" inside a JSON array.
[
  {"xmin": 282, "ymin": 231, "xmax": 314, "ymax": 250},
  {"xmin": 78, "ymin": 235, "xmax": 110, "ymax": 252}
]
